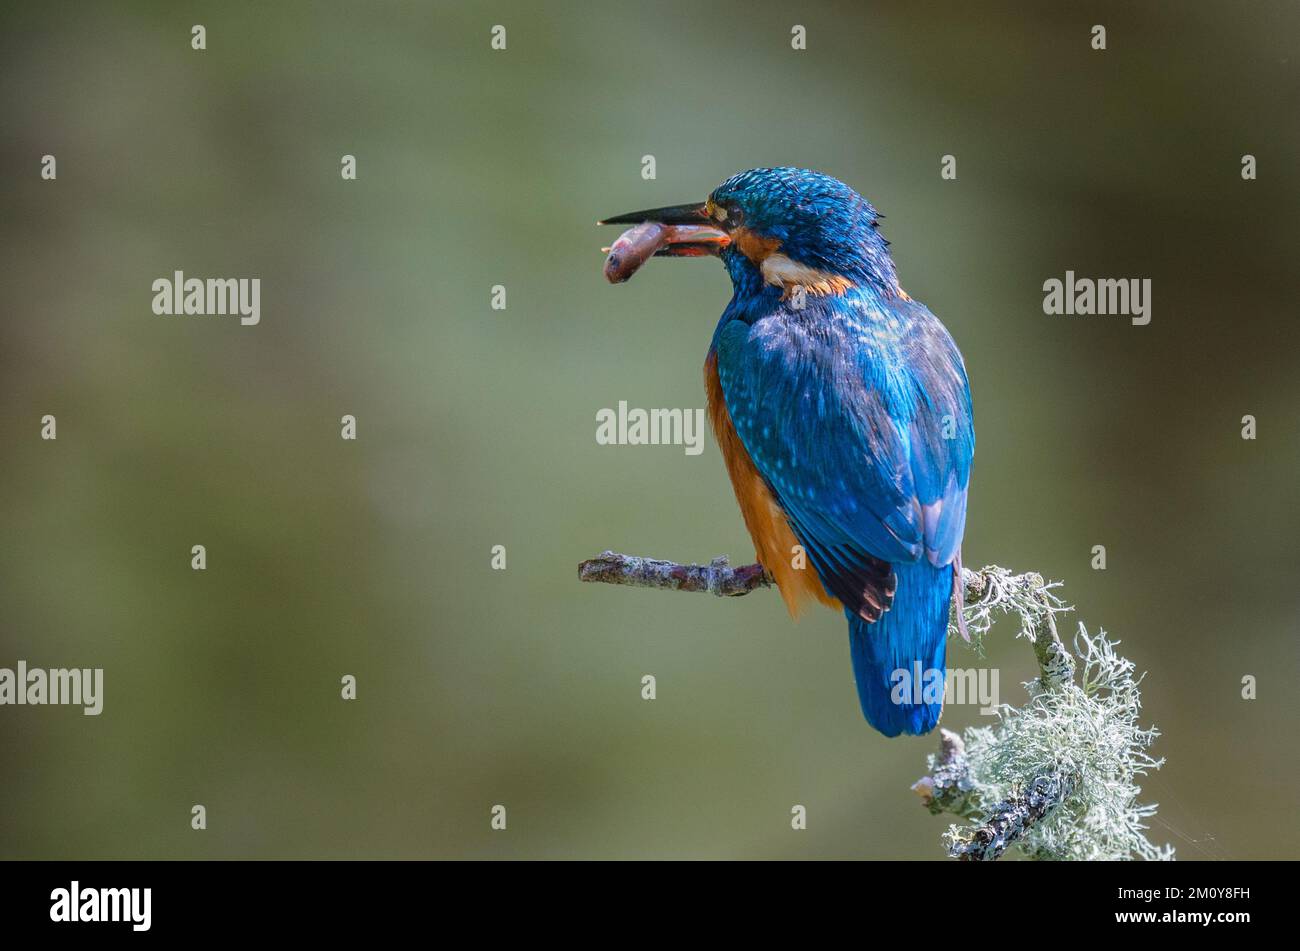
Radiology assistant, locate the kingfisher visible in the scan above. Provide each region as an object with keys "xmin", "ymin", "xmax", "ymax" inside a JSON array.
[{"xmin": 600, "ymin": 168, "xmax": 974, "ymax": 737}]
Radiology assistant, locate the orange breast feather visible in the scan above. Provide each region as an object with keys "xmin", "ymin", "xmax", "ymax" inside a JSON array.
[{"xmin": 705, "ymin": 353, "xmax": 840, "ymax": 618}]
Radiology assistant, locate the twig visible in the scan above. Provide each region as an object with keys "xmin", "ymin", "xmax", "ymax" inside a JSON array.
[
  {"xmin": 578, "ymin": 551, "xmax": 771, "ymax": 596},
  {"xmin": 580, "ymin": 549, "xmax": 994, "ymax": 603},
  {"xmin": 912, "ymin": 729, "xmax": 980, "ymax": 819},
  {"xmin": 945, "ymin": 772, "xmax": 1080, "ymax": 861}
]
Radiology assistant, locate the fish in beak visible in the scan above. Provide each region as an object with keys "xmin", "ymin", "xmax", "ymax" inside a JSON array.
[{"xmin": 598, "ymin": 202, "xmax": 730, "ymax": 283}]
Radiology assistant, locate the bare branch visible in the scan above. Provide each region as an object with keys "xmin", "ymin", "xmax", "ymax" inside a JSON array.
[{"xmin": 578, "ymin": 551, "xmax": 771, "ymax": 597}]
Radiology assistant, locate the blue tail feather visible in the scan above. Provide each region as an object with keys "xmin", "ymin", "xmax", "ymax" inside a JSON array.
[{"xmin": 847, "ymin": 561, "xmax": 951, "ymax": 737}]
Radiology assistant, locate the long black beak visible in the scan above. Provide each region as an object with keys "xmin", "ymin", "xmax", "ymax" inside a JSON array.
[{"xmin": 597, "ymin": 202, "xmax": 711, "ymax": 227}]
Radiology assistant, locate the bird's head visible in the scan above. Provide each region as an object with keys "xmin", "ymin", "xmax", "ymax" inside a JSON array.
[{"xmin": 600, "ymin": 167, "xmax": 897, "ymax": 298}]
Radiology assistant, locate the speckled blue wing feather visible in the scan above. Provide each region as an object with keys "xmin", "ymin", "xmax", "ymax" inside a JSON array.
[{"xmin": 714, "ymin": 294, "xmax": 972, "ymax": 577}]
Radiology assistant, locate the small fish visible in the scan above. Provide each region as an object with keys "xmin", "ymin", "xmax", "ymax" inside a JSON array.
[
  {"xmin": 602, "ymin": 222, "xmax": 732, "ymax": 283},
  {"xmin": 603, "ymin": 222, "xmax": 668, "ymax": 283}
]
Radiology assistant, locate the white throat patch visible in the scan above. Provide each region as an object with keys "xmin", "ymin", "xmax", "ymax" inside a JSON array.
[{"xmin": 759, "ymin": 253, "xmax": 854, "ymax": 297}]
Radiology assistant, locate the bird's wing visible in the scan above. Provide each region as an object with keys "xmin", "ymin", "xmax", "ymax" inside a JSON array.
[
  {"xmin": 713, "ymin": 296, "xmax": 972, "ymax": 620},
  {"xmin": 898, "ymin": 299, "xmax": 974, "ymax": 569}
]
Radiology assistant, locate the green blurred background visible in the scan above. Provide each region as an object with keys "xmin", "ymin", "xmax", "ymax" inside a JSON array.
[{"xmin": 2, "ymin": 1, "xmax": 1297, "ymax": 859}]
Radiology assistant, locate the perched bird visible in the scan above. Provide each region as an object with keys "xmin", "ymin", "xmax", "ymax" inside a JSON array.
[{"xmin": 600, "ymin": 168, "xmax": 974, "ymax": 736}]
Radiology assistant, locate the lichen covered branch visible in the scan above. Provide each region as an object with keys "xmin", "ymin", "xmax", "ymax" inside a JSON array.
[
  {"xmin": 957, "ymin": 566, "xmax": 1074, "ymax": 687},
  {"xmin": 912, "ymin": 728, "xmax": 980, "ymax": 819},
  {"xmin": 944, "ymin": 771, "xmax": 1080, "ymax": 861}
]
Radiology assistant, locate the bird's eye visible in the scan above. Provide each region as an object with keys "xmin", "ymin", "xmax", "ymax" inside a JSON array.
[{"xmin": 726, "ymin": 205, "xmax": 744, "ymax": 227}]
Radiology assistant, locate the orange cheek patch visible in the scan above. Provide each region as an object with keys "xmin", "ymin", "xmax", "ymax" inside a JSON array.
[{"xmin": 730, "ymin": 227, "xmax": 782, "ymax": 265}]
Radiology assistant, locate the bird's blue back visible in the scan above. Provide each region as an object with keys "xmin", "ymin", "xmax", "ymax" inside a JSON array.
[{"xmin": 712, "ymin": 275, "xmax": 973, "ymax": 735}]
